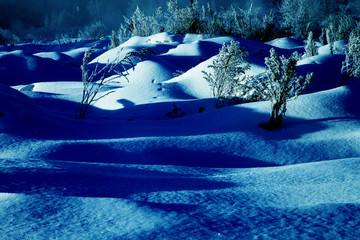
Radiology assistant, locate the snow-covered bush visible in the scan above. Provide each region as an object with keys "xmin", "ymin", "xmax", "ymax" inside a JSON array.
[
  {"xmin": 341, "ymin": 32, "xmax": 360, "ymax": 84},
  {"xmin": 246, "ymin": 48, "xmax": 313, "ymax": 129},
  {"xmin": 202, "ymin": 41, "xmax": 250, "ymax": 103},
  {"xmin": 0, "ymin": 28, "xmax": 20, "ymax": 46},
  {"xmin": 78, "ymin": 46, "xmax": 151, "ymax": 119},
  {"xmin": 78, "ymin": 21, "xmax": 107, "ymax": 40},
  {"xmin": 304, "ymin": 31, "xmax": 318, "ymax": 57}
]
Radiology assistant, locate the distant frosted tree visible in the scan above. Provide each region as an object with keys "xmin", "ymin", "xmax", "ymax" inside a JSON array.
[
  {"xmin": 110, "ymin": 30, "xmax": 119, "ymax": 49},
  {"xmin": 202, "ymin": 41, "xmax": 250, "ymax": 101},
  {"xmin": 166, "ymin": 0, "xmax": 205, "ymax": 34},
  {"xmin": 341, "ymin": 32, "xmax": 360, "ymax": 84},
  {"xmin": 78, "ymin": 21, "xmax": 107, "ymax": 40},
  {"xmin": 246, "ymin": 48, "xmax": 313, "ymax": 129},
  {"xmin": 319, "ymin": 28, "xmax": 326, "ymax": 45},
  {"xmin": 119, "ymin": 5, "xmax": 164, "ymax": 42},
  {"xmin": 323, "ymin": 13, "xmax": 358, "ymax": 41},
  {"xmin": 304, "ymin": 31, "xmax": 318, "ymax": 57},
  {"xmin": 280, "ymin": 0, "xmax": 323, "ymax": 38},
  {"xmin": 326, "ymin": 26, "xmax": 335, "ymax": 54},
  {"xmin": 0, "ymin": 28, "xmax": 20, "ymax": 46}
]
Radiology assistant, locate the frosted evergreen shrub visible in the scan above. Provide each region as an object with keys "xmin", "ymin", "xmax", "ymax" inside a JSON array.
[
  {"xmin": 247, "ymin": 48, "xmax": 313, "ymax": 129},
  {"xmin": 304, "ymin": 31, "xmax": 318, "ymax": 57},
  {"xmin": 341, "ymin": 32, "xmax": 360, "ymax": 84},
  {"xmin": 126, "ymin": 6, "xmax": 151, "ymax": 37},
  {"xmin": 202, "ymin": 41, "xmax": 250, "ymax": 101}
]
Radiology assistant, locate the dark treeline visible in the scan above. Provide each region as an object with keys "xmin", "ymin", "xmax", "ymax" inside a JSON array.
[
  {"xmin": 0, "ymin": 0, "xmax": 277, "ymax": 38},
  {"xmin": 0, "ymin": 0, "xmax": 125, "ymax": 35},
  {"xmin": 0, "ymin": 0, "xmax": 359, "ymax": 43},
  {"xmin": 0, "ymin": 0, "xmax": 274, "ymax": 28}
]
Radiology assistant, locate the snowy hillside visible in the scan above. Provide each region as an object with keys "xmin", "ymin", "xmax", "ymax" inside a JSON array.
[{"xmin": 0, "ymin": 33, "xmax": 359, "ymax": 239}]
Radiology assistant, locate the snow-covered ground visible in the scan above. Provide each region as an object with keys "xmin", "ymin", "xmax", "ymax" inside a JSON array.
[{"xmin": 0, "ymin": 33, "xmax": 359, "ymax": 239}]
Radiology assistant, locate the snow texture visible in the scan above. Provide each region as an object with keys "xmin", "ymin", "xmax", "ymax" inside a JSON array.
[{"xmin": 0, "ymin": 33, "xmax": 359, "ymax": 239}]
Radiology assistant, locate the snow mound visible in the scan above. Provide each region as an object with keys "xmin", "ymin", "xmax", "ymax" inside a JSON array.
[
  {"xmin": 0, "ymin": 83, "xmax": 48, "ymax": 134},
  {"xmin": 34, "ymin": 51, "xmax": 79, "ymax": 66},
  {"xmin": 266, "ymin": 37, "xmax": 305, "ymax": 49},
  {"xmin": 318, "ymin": 40, "xmax": 348, "ymax": 55},
  {"xmin": 163, "ymin": 58, "xmax": 213, "ymax": 99},
  {"xmin": 297, "ymin": 54, "xmax": 345, "ymax": 93},
  {"xmin": 0, "ymin": 50, "xmax": 80, "ymax": 85},
  {"xmin": 94, "ymin": 60, "xmax": 175, "ymax": 110},
  {"xmin": 1, "ymin": 33, "xmax": 359, "ymax": 238}
]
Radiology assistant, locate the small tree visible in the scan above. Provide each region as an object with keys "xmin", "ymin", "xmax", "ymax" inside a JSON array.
[
  {"xmin": 202, "ymin": 40, "xmax": 250, "ymax": 104},
  {"xmin": 341, "ymin": 32, "xmax": 360, "ymax": 85},
  {"xmin": 248, "ymin": 48, "xmax": 313, "ymax": 130},
  {"xmin": 78, "ymin": 46, "xmax": 151, "ymax": 119},
  {"xmin": 305, "ymin": 31, "xmax": 318, "ymax": 57}
]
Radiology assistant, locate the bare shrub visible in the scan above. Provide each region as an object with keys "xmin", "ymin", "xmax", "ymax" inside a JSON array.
[{"xmin": 78, "ymin": 46, "xmax": 152, "ymax": 119}]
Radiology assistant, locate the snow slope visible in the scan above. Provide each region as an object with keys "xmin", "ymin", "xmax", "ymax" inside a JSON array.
[{"xmin": 0, "ymin": 33, "xmax": 359, "ymax": 239}]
